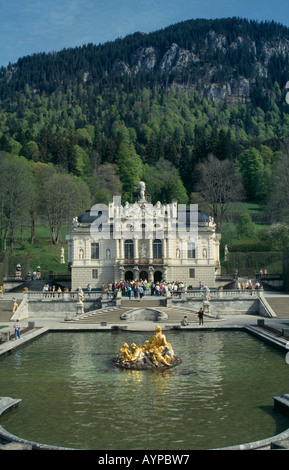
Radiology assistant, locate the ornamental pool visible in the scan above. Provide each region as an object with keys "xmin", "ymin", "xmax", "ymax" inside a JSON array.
[{"xmin": 1, "ymin": 330, "xmax": 289, "ymax": 450}]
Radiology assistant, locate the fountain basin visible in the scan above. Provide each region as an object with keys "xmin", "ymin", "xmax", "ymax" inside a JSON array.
[{"xmin": 120, "ymin": 308, "xmax": 168, "ymax": 321}]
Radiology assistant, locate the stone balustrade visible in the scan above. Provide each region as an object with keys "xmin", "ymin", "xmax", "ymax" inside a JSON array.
[
  {"xmin": 26, "ymin": 291, "xmax": 102, "ymax": 301},
  {"xmin": 25, "ymin": 289, "xmax": 261, "ymax": 301},
  {"xmin": 185, "ymin": 289, "xmax": 260, "ymax": 299}
]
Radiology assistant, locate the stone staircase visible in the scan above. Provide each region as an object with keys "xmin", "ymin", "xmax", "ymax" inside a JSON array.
[
  {"xmin": 70, "ymin": 302, "xmax": 201, "ymax": 325},
  {"xmin": 121, "ymin": 298, "xmax": 166, "ymax": 308},
  {"xmin": 264, "ymin": 296, "xmax": 289, "ymax": 318},
  {"xmin": 8, "ymin": 280, "xmax": 46, "ymax": 293}
]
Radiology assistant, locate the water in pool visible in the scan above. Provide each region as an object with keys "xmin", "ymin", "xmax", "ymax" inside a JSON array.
[{"xmin": 1, "ymin": 330, "xmax": 289, "ymax": 450}]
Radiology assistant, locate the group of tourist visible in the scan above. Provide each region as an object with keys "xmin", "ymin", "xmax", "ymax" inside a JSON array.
[
  {"xmin": 101, "ymin": 280, "xmax": 195, "ymax": 299},
  {"xmin": 235, "ymin": 279, "xmax": 264, "ymax": 290},
  {"xmin": 42, "ymin": 284, "xmax": 63, "ymax": 297}
]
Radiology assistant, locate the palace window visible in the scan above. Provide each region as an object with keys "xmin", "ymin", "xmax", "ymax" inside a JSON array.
[
  {"xmin": 91, "ymin": 243, "xmax": 99, "ymax": 259},
  {"xmin": 187, "ymin": 242, "xmax": 196, "ymax": 259},
  {"xmin": 153, "ymin": 239, "xmax": 162, "ymax": 259},
  {"xmin": 124, "ymin": 239, "xmax": 134, "ymax": 259},
  {"xmin": 189, "ymin": 269, "xmax": 195, "ymax": 278},
  {"xmin": 92, "ymin": 269, "xmax": 98, "ymax": 279}
]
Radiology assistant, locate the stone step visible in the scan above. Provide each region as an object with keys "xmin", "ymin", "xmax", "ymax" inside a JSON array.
[
  {"xmin": 264, "ymin": 297, "xmax": 289, "ymax": 317},
  {"xmin": 6, "ymin": 280, "xmax": 47, "ymax": 293},
  {"xmin": 265, "ymin": 298, "xmax": 289, "ymax": 305},
  {"xmin": 121, "ymin": 298, "xmax": 166, "ymax": 307},
  {"xmin": 72, "ymin": 306, "xmax": 200, "ymax": 324}
]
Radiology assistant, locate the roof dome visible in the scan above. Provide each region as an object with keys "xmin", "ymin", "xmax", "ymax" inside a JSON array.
[
  {"xmin": 77, "ymin": 210, "xmax": 100, "ymax": 224},
  {"xmin": 197, "ymin": 211, "xmax": 210, "ymax": 223},
  {"xmin": 185, "ymin": 209, "xmax": 210, "ymax": 225},
  {"xmin": 77, "ymin": 209, "xmax": 210, "ymax": 226}
]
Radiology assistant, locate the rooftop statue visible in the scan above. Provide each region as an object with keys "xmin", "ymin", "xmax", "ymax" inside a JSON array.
[
  {"xmin": 137, "ymin": 181, "xmax": 146, "ymax": 202},
  {"xmin": 113, "ymin": 325, "xmax": 181, "ymax": 369}
]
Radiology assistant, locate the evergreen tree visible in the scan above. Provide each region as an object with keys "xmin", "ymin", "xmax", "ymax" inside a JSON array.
[
  {"xmin": 116, "ymin": 142, "xmax": 143, "ymax": 201},
  {"xmin": 239, "ymin": 148, "xmax": 265, "ymax": 200}
]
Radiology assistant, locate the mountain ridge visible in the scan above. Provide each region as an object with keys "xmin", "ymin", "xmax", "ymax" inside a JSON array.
[
  {"xmin": 0, "ymin": 16, "xmax": 289, "ymax": 209},
  {"xmin": 1, "ymin": 16, "xmax": 289, "ymax": 102}
]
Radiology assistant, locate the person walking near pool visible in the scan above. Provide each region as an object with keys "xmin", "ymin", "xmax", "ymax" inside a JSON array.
[
  {"xmin": 13, "ymin": 319, "xmax": 21, "ymax": 340},
  {"xmin": 198, "ymin": 308, "xmax": 204, "ymax": 325}
]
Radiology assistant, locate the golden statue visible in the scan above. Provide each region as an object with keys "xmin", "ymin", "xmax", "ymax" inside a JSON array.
[
  {"xmin": 130, "ymin": 343, "xmax": 144, "ymax": 362},
  {"xmin": 144, "ymin": 325, "xmax": 174, "ymax": 353},
  {"xmin": 118, "ymin": 342, "xmax": 132, "ymax": 362},
  {"xmin": 113, "ymin": 326, "xmax": 181, "ymax": 369}
]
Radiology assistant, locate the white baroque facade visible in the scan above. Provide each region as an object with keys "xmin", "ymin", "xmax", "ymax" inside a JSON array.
[{"xmin": 66, "ymin": 182, "xmax": 221, "ymax": 290}]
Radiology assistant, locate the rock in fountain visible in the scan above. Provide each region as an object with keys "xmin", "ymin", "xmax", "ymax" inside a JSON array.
[{"xmin": 112, "ymin": 325, "xmax": 182, "ymax": 370}]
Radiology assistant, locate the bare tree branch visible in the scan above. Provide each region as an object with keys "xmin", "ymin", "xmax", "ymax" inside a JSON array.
[{"xmin": 196, "ymin": 153, "xmax": 244, "ymax": 229}]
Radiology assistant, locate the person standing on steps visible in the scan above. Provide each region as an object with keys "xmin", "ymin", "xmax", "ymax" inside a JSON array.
[
  {"xmin": 13, "ymin": 319, "xmax": 21, "ymax": 340},
  {"xmin": 198, "ymin": 308, "xmax": 204, "ymax": 326}
]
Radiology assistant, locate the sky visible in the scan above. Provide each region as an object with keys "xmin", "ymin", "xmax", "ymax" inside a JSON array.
[{"xmin": 1, "ymin": 0, "xmax": 289, "ymax": 68}]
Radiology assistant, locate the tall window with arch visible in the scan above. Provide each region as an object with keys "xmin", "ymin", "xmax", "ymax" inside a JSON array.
[
  {"xmin": 124, "ymin": 239, "xmax": 134, "ymax": 259},
  {"xmin": 153, "ymin": 239, "xmax": 162, "ymax": 259},
  {"xmin": 91, "ymin": 243, "xmax": 99, "ymax": 259},
  {"xmin": 187, "ymin": 242, "xmax": 196, "ymax": 259}
]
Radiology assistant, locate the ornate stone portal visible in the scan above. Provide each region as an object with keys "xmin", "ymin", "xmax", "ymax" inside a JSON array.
[{"xmin": 112, "ymin": 325, "xmax": 182, "ymax": 370}]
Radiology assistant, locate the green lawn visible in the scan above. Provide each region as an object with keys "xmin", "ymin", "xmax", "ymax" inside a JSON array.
[
  {"xmin": 231, "ymin": 201, "xmax": 265, "ymax": 215},
  {"xmin": 1, "ymin": 223, "xmax": 70, "ymax": 280},
  {"xmin": 240, "ymin": 201, "xmax": 264, "ymax": 213}
]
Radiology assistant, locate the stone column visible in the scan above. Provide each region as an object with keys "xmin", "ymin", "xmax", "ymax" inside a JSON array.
[
  {"xmin": 72, "ymin": 238, "xmax": 77, "ymax": 262},
  {"xmin": 148, "ymin": 266, "xmax": 154, "ymax": 282},
  {"xmin": 166, "ymin": 238, "xmax": 170, "ymax": 259},
  {"xmin": 148, "ymin": 239, "xmax": 153, "ymax": 261},
  {"xmin": 115, "ymin": 239, "xmax": 119, "ymax": 259},
  {"xmin": 120, "ymin": 239, "xmax": 124, "ymax": 259},
  {"xmin": 134, "ymin": 239, "xmax": 139, "ymax": 262},
  {"xmin": 84, "ymin": 237, "xmax": 91, "ymax": 262},
  {"xmin": 208, "ymin": 237, "xmax": 213, "ymax": 265},
  {"xmin": 163, "ymin": 238, "xmax": 168, "ymax": 259},
  {"xmin": 117, "ymin": 265, "xmax": 125, "ymax": 283},
  {"xmin": 133, "ymin": 266, "xmax": 139, "ymax": 281}
]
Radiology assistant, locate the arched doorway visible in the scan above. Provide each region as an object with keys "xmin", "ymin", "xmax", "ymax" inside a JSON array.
[
  {"xmin": 154, "ymin": 270, "xmax": 162, "ymax": 283},
  {"xmin": 125, "ymin": 270, "xmax": 133, "ymax": 281},
  {"xmin": 139, "ymin": 270, "xmax": 148, "ymax": 282}
]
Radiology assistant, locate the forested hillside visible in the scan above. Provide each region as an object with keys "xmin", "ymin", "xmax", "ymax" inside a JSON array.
[{"xmin": 1, "ymin": 17, "xmax": 289, "ymax": 255}]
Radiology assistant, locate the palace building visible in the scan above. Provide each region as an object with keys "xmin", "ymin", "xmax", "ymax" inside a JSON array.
[{"xmin": 66, "ymin": 182, "xmax": 221, "ymax": 290}]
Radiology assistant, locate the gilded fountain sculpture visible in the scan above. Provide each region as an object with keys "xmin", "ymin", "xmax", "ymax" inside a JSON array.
[{"xmin": 113, "ymin": 325, "xmax": 182, "ymax": 369}]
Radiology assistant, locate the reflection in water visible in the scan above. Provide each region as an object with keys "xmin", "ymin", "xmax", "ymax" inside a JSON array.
[{"xmin": 0, "ymin": 330, "xmax": 289, "ymax": 450}]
